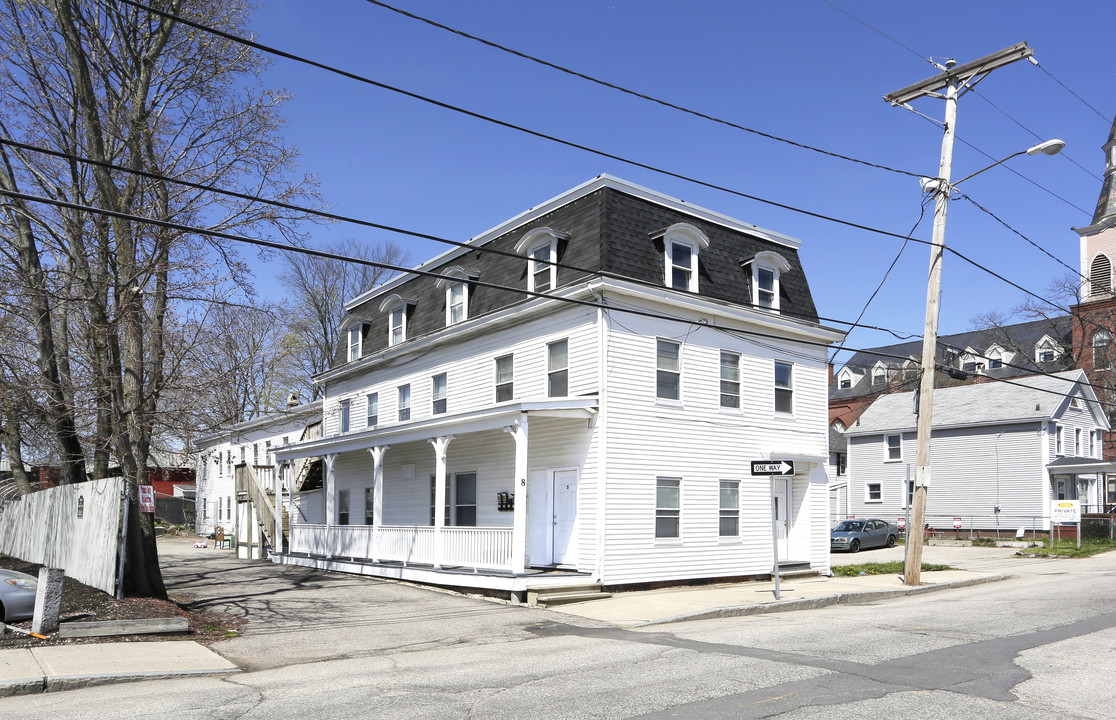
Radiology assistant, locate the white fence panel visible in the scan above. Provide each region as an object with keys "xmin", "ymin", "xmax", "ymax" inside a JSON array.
[{"xmin": 0, "ymin": 478, "xmax": 124, "ymax": 594}]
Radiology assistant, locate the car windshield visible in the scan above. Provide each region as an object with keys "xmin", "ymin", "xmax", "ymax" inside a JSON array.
[{"xmin": 834, "ymin": 521, "xmax": 864, "ymax": 532}]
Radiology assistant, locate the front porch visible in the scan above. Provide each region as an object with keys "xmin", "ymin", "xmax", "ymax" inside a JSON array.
[{"xmin": 272, "ymin": 400, "xmax": 598, "ymax": 592}]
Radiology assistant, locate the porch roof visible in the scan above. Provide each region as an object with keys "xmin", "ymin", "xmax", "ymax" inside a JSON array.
[
  {"xmin": 273, "ymin": 398, "xmax": 598, "ymax": 461},
  {"xmin": 1046, "ymin": 456, "xmax": 1116, "ymax": 475}
]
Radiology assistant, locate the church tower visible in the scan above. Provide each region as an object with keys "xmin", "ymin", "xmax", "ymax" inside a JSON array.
[{"xmin": 1073, "ymin": 113, "xmax": 1116, "ymax": 468}]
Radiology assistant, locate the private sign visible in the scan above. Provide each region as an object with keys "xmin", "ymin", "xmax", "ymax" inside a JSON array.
[{"xmin": 750, "ymin": 461, "xmax": 795, "ymax": 476}]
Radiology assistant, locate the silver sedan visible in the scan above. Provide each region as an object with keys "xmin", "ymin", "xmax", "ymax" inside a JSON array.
[{"xmin": 0, "ymin": 568, "xmax": 38, "ymax": 622}]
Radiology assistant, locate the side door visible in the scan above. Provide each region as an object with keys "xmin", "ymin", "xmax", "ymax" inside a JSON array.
[{"xmin": 866, "ymin": 520, "xmax": 885, "ymax": 548}]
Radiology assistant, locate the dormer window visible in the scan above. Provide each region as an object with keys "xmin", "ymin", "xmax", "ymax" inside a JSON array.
[
  {"xmin": 987, "ymin": 347, "xmax": 1003, "ymax": 369},
  {"xmin": 840, "ymin": 377, "xmax": 851, "ymax": 389},
  {"xmin": 379, "ymin": 294, "xmax": 415, "ymax": 347},
  {"xmin": 872, "ymin": 364, "xmax": 887, "ymax": 386},
  {"xmin": 1035, "ymin": 336, "xmax": 1060, "ymax": 364},
  {"xmin": 348, "ymin": 326, "xmax": 362, "ymax": 362},
  {"xmin": 653, "ymin": 223, "xmax": 710, "ymax": 293},
  {"xmin": 741, "ymin": 250, "xmax": 791, "ymax": 312},
  {"xmin": 515, "ymin": 227, "xmax": 568, "ymax": 295},
  {"xmin": 436, "ymin": 267, "xmax": 477, "ymax": 326}
]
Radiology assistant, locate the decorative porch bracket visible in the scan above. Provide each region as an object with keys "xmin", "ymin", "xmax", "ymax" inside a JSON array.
[
  {"xmin": 429, "ymin": 436, "xmax": 454, "ymax": 568},
  {"xmin": 503, "ymin": 415, "xmax": 528, "ymax": 574}
]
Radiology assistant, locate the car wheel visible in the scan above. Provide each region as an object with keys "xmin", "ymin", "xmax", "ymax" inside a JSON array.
[
  {"xmin": 887, "ymin": 535, "xmax": 896, "ymax": 548},
  {"xmin": 850, "ymin": 539, "xmax": 860, "ymax": 553}
]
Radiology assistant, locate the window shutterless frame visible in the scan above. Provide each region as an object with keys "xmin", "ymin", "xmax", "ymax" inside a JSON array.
[
  {"xmin": 495, "ymin": 354, "xmax": 513, "ymax": 402},
  {"xmin": 774, "ymin": 361, "xmax": 793, "ymax": 413},
  {"xmin": 547, "ymin": 339, "xmax": 569, "ymax": 397},
  {"xmin": 432, "ymin": 373, "xmax": 447, "ymax": 415},
  {"xmin": 656, "ymin": 339, "xmax": 681, "ymax": 401},
  {"xmin": 719, "ymin": 351, "xmax": 740, "ymax": 408},
  {"xmin": 655, "ymin": 477, "xmax": 681, "ymax": 539},
  {"xmin": 398, "ymin": 384, "xmax": 411, "ymax": 422}
]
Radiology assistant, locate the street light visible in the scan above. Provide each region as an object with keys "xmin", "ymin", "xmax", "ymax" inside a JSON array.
[{"xmin": 951, "ymin": 139, "xmax": 1064, "ymax": 186}]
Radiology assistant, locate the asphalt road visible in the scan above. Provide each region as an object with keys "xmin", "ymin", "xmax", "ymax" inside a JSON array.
[{"xmin": 1, "ymin": 539, "xmax": 1112, "ymax": 719}]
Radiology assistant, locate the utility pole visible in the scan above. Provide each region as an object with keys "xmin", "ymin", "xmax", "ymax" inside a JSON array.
[{"xmin": 884, "ymin": 43, "xmax": 1035, "ymax": 586}]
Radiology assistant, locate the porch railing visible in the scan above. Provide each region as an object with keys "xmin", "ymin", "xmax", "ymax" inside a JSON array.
[{"xmin": 289, "ymin": 524, "xmax": 513, "ymax": 572}]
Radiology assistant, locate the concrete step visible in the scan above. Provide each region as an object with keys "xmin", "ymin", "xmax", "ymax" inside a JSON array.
[
  {"xmin": 777, "ymin": 569, "xmax": 820, "ymax": 580},
  {"xmin": 532, "ymin": 590, "xmax": 613, "ymax": 607}
]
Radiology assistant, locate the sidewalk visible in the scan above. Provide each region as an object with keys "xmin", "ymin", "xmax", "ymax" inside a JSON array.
[
  {"xmin": 546, "ymin": 568, "xmax": 1007, "ymax": 627},
  {"xmin": 0, "ymin": 566, "xmax": 1006, "ymax": 697},
  {"xmin": 0, "ymin": 640, "xmax": 237, "ymax": 697}
]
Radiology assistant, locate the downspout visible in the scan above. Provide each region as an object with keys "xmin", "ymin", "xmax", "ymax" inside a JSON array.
[{"xmin": 595, "ymin": 293, "xmax": 608, "ymax": 584}]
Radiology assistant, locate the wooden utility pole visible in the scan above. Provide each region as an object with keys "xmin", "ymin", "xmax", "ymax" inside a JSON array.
[{"xmin": 884, "ymin": 43, "xmax": 1035, "ymax": 586}]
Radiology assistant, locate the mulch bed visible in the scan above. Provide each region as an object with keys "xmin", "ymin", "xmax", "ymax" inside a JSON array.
[{"xmin": 0, "ymin": 551, "xmax": 243, "ymax": 650}]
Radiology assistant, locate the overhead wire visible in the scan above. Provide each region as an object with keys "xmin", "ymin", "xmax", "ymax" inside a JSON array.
[
  {"xmin": 363, "ymin": 0, "xmax": 923, "ymax": 179},
  {"xmin": 1033, "ymin": 61, "xmax": 1110, "ymax": 123},
  {"xmin": 106, "ymin": 2, "xmax": 1076, "ymax": 322}
]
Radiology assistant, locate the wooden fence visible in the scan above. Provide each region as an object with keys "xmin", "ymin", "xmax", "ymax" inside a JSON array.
[{"xmin": 0, "ymin": 477, "xmax": 124, "ymax": 594}]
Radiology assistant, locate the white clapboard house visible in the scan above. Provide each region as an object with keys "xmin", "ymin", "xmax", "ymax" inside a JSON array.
[
  {"xmin": 268, "ymin": 176, "xmax": 843, "ymax": 598},
  {"xmin": 844, "ymin": 370, "xmax": 1114, "ymax": 533}
]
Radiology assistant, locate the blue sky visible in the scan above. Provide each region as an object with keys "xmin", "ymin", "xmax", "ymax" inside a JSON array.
[{"xmin": 244, "ymin": 1, "xmax": 1115, "ymax": 366}]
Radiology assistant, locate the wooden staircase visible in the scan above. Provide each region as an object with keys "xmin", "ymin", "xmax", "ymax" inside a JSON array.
[{"xmin": 527, "ymin": 583, "xmax": 612, "ymax": 607}]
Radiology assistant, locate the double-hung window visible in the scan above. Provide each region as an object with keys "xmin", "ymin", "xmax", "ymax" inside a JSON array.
[
  {"xmin": 756, "ymin": 267, "xmax": 776, "ymax": 308},
  {"xmin": 530, "ymin": 243, "xmax": 554, "ymax": 293},
  {"xmin": 867, "ymin": 483, "xmax": 882, "ymax": 502},
  {"xmin": 719, "ymin": 480, "xmax": 739, "ymax": 537},
  {"xmin": 774, "ymin": 361, "xmax": 793, "ymax": 414},
  {"xmin": 389, "ymin": 306, "xmax": 406, "ymax": 346},
  {"xmin": 885, "ymin": 434, "xmax": 901, "ymax": 461},
  {"xmin": 656, "ymin": 339, "xmax": 681, "ymax": 401},
  {"xmin": 398, "ymin": 384, "xmax": 411, "ymax": 422},
  {"xmin": 1075, "ymin": 428, "xmax": 1082, "ymax": 455},
  {"xmin": 339, "ymin": 399, "xmax": 351, "ymax": 434},
  {"xmin": 668, "ymin": 241, "xmax": 695, "ymax": 291},
  {"xmin": 348, "ymin": 326, "xmax": 362, "ymax": 362},
  {"xmin": 547, "ymin": 339, "xmax": 569, "ymax": 397},
  {"xmin": 719, "ymin": 351, "xmax": 740, "ymax": 408},
  {"xmin": 337, "ymin": 489, "xmax": 350, "ymax": 526},
  {"xmin": 1056, "ymin": 425, "xmax": 1064, "ymax": 455},
  {"xmin": 366, "ymin": 393, "xmax": 378, "ymax": 427},
  {"xmin": 447, "ymin": 283, "xmax": 467, "ymax": 325},
  {"xmin": 432, "ymin": 373, "xmax": 447, "ymax": 415},
  {"xmin": 495, "ymin": 355, "xmax": 514, "ymax": 402},
  {"xmin": 745, "ymin": 251, "xmax": 790, "ymax": 311},
  {"xmin": 655, "ymin": 224, "xmax": 708, "ymax": 293},
  {"xmin": 655, "ymin": 477, "xmax": 681, "ymax": 539}
]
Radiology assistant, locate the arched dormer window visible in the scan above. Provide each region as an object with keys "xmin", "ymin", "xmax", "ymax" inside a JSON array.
[
  {"xmin": 339, "ymin": 316, "xmax": 369, "ymax": 363},
  {"xmin": 515, "ymin": 227, "xmax": 568, "ymax": 294},
  {"xmin": 1091, "ymin": 254, "xmax": 1112, "ymax": 297},
  {"xmin": 741, "ymin": 250, "xmax": 791, "ymax": 311},
  {"xmin": 435, "ymin": 266, "xmax": 478, "ymax": 326},
  {"xmin": 651, "ymin": 224, "xmax": 710, "ymax": 293},
  {"xmin": 1094, "ymin": 329, "xmax": 1111, "ymax": 370},
  {"xmin": 378, "ymin": 294, "xmax": 415, "ymax": 347}
]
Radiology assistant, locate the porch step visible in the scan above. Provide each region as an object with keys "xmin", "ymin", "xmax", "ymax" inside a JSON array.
[
  {"xmin": 527, "ymin": 583, "xmax": 609, "ymax": 607},
  {"xmin": 532, "ymin": 590, "xmax": 613, "ymax": 607},
  {"xmin": 774, "ymin": 562, "xmax": 818, "ymax": 580}
]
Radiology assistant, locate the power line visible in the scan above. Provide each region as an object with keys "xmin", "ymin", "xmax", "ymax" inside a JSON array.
[
  {"xmin": 363, "ymin": 0, "xmax": 923, "ymax": 179},
  {"xmin": 109, "ymin": 2, "xmax": 1074, "ymax": 320},
  {"xmin": 820, "ymin": 0, "xmax": 933, "ymax": 68},
  {"xmin": 0, "ymin": 135, "xmax": 902, "ymax": 335},
  {"xmin": 1033, "ymin": 61, "xmax": 1110, "ymax": 123}
]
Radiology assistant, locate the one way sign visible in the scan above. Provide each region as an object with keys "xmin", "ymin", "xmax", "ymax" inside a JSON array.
[{"xmin": 750, "ymin": 460, "xmax": 795, "ymax": 476}]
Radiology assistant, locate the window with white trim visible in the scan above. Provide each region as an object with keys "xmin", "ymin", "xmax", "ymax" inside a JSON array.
[
  {"xmin": 885, "ymin": 434, "xmax": 901, "ymax": 461},
  {"xmin": 654, "ymin": 224, "xmax": 709, "ymax": 293},
  {"xmin": 366, "ymin": 393, "xmax": 378, "ymax": 427},
  {"xmin": 719, "ymin": 480, "xmax": 739, "ymax": 537},
  {"xmin": 515, "ymin": 228, "xmax": 566, "ymax": 294},
  {"xmin": 657, "ymin": 339, "xmax": 681, "ymax": 401},
  {"xmin": 432, "ymin": 373, "xmax": 447, "ymax": 415},
  {"xmin": 867, "ymin": 483, "xmax": 882, "ymax": 502},
  {"xmin": 495, "ymin": 355, "xmax": 513, "ymax": 402},
  {"xmin": 745, "ymin": 251, "xmax": 791, "ymax": 311},
  {"xmin": 1056, "ymin": 424, "xmax": 1064, "ymax": 455},
  {"xmin": 840, "ymin": 377, "xmax": 852, "ymax": 389},
  {"xmin": 1075, "ymin": 428, "xmax": 1082, "ymax": 456},
  {"xmin": 339, "ymin": 399, "xmax": 351, "ymax": 434},
  {"xmin": 389, "ymin": 305, "xmax": 406, "ymax": 346},
  {"xmin": 337, "ymin": 489, "xmax": 350, "ymax": 525},
  {"xmin": 719, "ymin": 351, "xmax": 740, "ymax": 408},
  {"xmin": 656, "ymin": 477, "xmax": 681, "ymax": 539},
  {"xmin": 398, "ymin": 384, "xmax": 411, "ymax": 422},
  {"xmin": 348, "ymin": 326, "xmax": 362, "ymax": 362},
  {"xmin": 547, "ymin": 339, "xmax": 568, "ymax": 397},
  {"xmin": 447, "ymin": 282, "xmax": 467, "ymax": 325},
  {"xmin": 774, "ymin": 361, "xmax": 793, "ymax": 414}
]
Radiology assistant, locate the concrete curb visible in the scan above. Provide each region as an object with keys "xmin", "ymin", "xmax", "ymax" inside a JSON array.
[{"xmin": 633, "ymin": 574, "xmax": 1010, "ymax": 627}]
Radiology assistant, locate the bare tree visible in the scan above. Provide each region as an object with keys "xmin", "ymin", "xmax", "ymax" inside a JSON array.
[
  {"xmin": 0, "ymin": 0, "xmax": 316, "ymax": 596},
  {"xmin": 279, "ymin": 237, "xmax": 407, "ymax": 394}
]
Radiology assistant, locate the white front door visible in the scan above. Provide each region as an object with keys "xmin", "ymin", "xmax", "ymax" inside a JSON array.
[
  {"xmin": 773, "ymin": 479, "xmax": 789, "ymax": 560},
  {"xmin": 551, "ymin": 469, "xmax": 579, "ymax": 565}
]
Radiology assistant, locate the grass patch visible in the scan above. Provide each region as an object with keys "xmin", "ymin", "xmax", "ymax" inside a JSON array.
[
  {"xmin": 1019, "ymin": 539, "xmax": 1116, "ymax": 558},
  {"xmin": 831, "ymin": 561, "xmax": 951, "ymax": 577}
]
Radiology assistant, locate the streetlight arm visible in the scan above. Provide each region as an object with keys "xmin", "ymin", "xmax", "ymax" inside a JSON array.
[{"xmin": 949, "ymin": 139, "xmax": 1064, "ymax": 188}]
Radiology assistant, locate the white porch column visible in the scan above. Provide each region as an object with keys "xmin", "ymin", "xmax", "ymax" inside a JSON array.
[
  {"xmin": 429, "ymin": 436, "xmax": 453, "ymax": 568},
  {"xmin": 368, "ymin": 446, "xmax": 389, "ymax": 527},
  {"xmin": 323, "ymin": 453, "xmax": 338, "ymax": 527},
  {"xmin": 275, "ymin": 461, "xmax": 286, "ymax": 556},
  {"xmin": 504, "ymin": 414, "xmax": 528, "ymax": 573}
]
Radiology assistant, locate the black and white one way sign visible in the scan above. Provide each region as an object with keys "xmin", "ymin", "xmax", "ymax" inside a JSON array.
[{"xmin": 750, "ymin": 460, "xmax": 795, "ymax": 476}]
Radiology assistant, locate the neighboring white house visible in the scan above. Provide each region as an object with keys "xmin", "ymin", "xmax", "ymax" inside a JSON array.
[
  {"xmin": 266, "ymin": 175, "xmax": 843, "ymax": 597},
  {"xmin": 844, "ymin": 370, "xmax": 1114, "ymax": 533},
  {"xmin": 194, "ymin": 400, "xmax": 321, "ymax": 557}
]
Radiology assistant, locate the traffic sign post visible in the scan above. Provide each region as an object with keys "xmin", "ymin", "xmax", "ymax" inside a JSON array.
[{"xmin": 751, "ymin": 460, "xmax": 794, "ymax": 600}]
